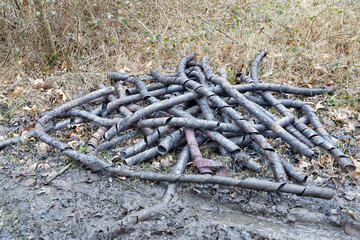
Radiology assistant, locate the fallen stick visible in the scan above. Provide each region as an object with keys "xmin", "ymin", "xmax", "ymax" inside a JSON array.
[{"xmin": 43, "ymin": 162, "xmax": 74, "ymax": 185}]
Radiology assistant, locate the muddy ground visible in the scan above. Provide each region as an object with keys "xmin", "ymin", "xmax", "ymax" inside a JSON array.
[
  {"xmin": 1, "ymin": 117, "xmax": 360, "ymax": 240},
  {"xmin": 0, "ymin": 74, "xmax": 360, "ymax": 239}
]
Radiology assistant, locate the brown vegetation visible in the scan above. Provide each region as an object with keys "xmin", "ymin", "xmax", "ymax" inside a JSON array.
[{"xmin": 0, "ymin": 0, "xmax": 359, "ymax": 118}]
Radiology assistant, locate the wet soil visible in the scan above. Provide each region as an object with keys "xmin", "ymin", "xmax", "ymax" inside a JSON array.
[{"xmin": 1, "ymin": 136, "xmax": 359, "ymax": 239}]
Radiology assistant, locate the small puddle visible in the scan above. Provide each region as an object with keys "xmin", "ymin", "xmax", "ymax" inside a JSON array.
[{"xmin": 212, "ymin": 210, "xmax": 352, "ymax": 240}]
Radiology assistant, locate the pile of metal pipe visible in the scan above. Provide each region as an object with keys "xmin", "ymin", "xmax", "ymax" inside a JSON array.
[{"xmin": 1, "ymin": 50, "xmax": 354, "ymax": 199}]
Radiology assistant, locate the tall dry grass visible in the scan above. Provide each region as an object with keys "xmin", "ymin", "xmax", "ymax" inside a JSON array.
[{"xmin": 0, "ymin": 0, "xmax": 359, "ymax": 117}]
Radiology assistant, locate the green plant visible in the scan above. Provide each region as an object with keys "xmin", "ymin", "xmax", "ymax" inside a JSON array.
[
  {"xmin": 79, "ymin": 143, "xmax": 86, "ymax": 153},
  {"xmin": 4, "ymin": 210, "xmax": 19, "ymax": 227}
]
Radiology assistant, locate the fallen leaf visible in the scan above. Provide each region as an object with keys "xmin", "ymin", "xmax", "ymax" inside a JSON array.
[
  {"xmin": 23, "ymin": 105, "xmax": 41, "ymax": 114},
  {"xmin": 61, "ymin": 60, "xmax": 67, "ymax": 69},
  {"xmin": 29, "ymin": 162, "xmax": 38, "ymax": 171},
  {"xmin": 79, "ymin": 177, "xmax": 91, "ymax": 183},
  {"xmin": 67, "ymin": 140, "xmax": 79, "ymax": 148},
  {"xmin": 320, "ymin": 155, "xmax": 326, "ymax": 165},
  {"xmin": 40, "ymin": 172, "xmax": 49, "ymax": 177},
  {"xmin": 10, "ymin": 86, "xmax": 24, "ymax": 97},
  {"xmin": 146, "ymin": 62, "xmax": 152, "ymax": 69},
  {"xmin": 23, "ymin": 125, "xmax": 35, "ymax": 131},
  {"xmin": 344, "ymin": 192, "xmax": 357, "ymax": 201},
  {"xmin": 54, "ymin": 89, "xmax": 67, "ymax": 101},
  {"xmin": 297, "ymin": 160, "xmax": 309, "ymax": 169},
  {"xmin": 261, "ymin": 72, "xmax": 273, "ymax": 78},
  {"xmin": 346, "ymin": 209, "xmax": 357, "ymax": 220},
  {"xmin": 37, "ymin": 187, "xmax": 51, "ymax": 195},
  {"xmin": 330, "ymin": 107, "xmax": 358, "ymax": 129},
  {"xmin": 53, "ymin": 65, "xmax": 59, "ymax": 71},
  {"xmin": 325, "ymin": 81, "xmax": 334, "ymax": 86},
  {"xmin": 160, "ymin": 157, "xmax": 170, "ymax": 167},
  {"xmin": 116, "ymin": 176, "xmax": 127, "ymax": 181},
  {"xmin": 314, "ymin": 102, "xmax": 325, "ymax": 112},
  {"xmin": 22, "ymin": 178, "xmax": 36, "ymax": 187},
  {"xmin": 35, "ymin": 83, "xmax": 53, "ymax": 90},
  {"xmin": 347, "ymin": 120, "xmax": 355, "ymax": 132},
  {"xmin": 36, "ymin": 142, "xmax": 50, "ymax": 156},
  {"xmin": 120, "ymin": 66, "xmax": 131, "ymax": 73},
  {"xmin": 331, "ymin": 177, "xmax": 338, "ymax": 188},
  {"xmin": 152, "ymin": 160, "xmax": 160, "ymax": 170},
  {"xmin": 349, "ymin": 162, "xmax": 360, "ymax": 177},
  {"xmin": 315, "ymin": 160, "xmax": 324, "ymax": 168}
]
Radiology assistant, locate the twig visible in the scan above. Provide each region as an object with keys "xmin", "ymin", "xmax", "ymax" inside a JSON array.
[
  {"xmin": 202, "ymin": 19, "xmax": 242, "ymax": 45},
  {"xmin": 43, "ymin": 162, "xmax": 73, "ymax": 185},
  {"xmin": 0, "ymin": 16, "xmax": 17, "ymax": 28},
  {"xmin": 1, "ymin": 27, "xmax": 28, "ymax": 68},
  {"xmin": 315, "ymin": 33, "xmax": 360, "ymax": 45}
]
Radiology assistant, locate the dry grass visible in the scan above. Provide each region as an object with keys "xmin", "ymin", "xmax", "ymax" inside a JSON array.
[{"xmin": 0, "ymin": 0, "xmax": 359, "ymax": 117}]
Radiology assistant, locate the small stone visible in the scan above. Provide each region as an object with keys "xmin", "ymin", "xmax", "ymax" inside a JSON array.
[
  {"xmin": 344, "ymin": 224, "xmax": 357, "ymax": 236},
  {"xmin": 79, "ymin": 177, "xmax": 91, "ymax": 183},
  {"xmin": 36, "ymin": 142, "xmax": 50, "ymax": 156}
]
